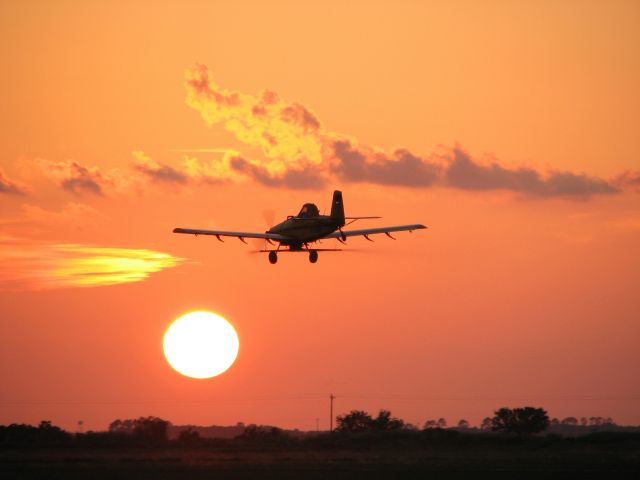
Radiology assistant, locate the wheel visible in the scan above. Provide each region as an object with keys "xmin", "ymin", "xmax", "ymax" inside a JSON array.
[
  {"xmin": 268, "ymin": 251, "xmax": 278, "ymax": 264},
  {"xmin": 309, "ymin": 250, "xmax": 318, "ymax": 263}
]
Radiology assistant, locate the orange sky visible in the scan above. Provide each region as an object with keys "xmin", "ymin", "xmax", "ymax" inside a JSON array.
[{"xmin": 1, "ymin": 0, "xmax": 639, "ymax": 431}]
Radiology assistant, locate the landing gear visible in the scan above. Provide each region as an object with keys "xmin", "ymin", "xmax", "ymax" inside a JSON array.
[{"xmin": 266, "ymin": 249, "xmax": 319, "ymax": 264}]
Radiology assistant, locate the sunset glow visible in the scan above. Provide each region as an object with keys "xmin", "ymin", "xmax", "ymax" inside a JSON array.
[
  {"xmin": 0, "ymin": 241, "xmax": 183, "ymax": 290},
  {"xmin": 0, "ymin": 0, "xmax": 638, "ymax": 433}
]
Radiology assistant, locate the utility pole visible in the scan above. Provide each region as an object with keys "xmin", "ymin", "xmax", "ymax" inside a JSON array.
[{"xmin": 329, "ymin": 393, "xmax": 335, "ymax": 432}]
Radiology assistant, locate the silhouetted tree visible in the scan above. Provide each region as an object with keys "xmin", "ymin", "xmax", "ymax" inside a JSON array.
[
  {"xmin": 423, "ymin": 419, "xmax": 438, "ymax": 429},
  {"xmin": 133, "ymin": 416, "xmax": 170, "ymax": 444},
  {"xmin": 0, "ymin": 421, "xmax": 71, "ymax": 446},
  {"xmin": 480, "ymin": 417, "xmax": 493, "ymax": 431},
  {"xmin": 491, "ymin": 407, "xmax": 550, "ymax": 435},
  {"xmin": 580, "ymin": 417, "xmax": 588, "ymax": 426},
  {"xmin": 457, "ymin": 419, "xmax": 470, "ymax": 429},
  {"xmin": 550, "ymin": 418, "xmax": 560, "ymax": 426},
  {"xmin": 589, "ymin": 416, "xmax": 605, "ymax": 426},
  {"xmin": 335, "ymin": 410, "xmax": 373, "ymax": 433},
  {"xmin": 108, "ymin": 416, "xmax": 169, "ymax": 445},
  {"xmin": 109, "ymin": 418, "xmax": 135, "ymax": 434},
  {"xmin": 238, "ymin": 424, "xmax": 287, "ymax": 443},
  {"xmin": 437, "ymin": 417, "xmax": 447, "ymax": 428},
  {"xmin": 177, "ymin": 427, "xmax": 202, "ymax": 446},
  {"xmin": 561, "ymin": 417, "xmax": 578, "ymax": 426},
  {"xmin": 372, "ymin": 410, "xmax": 404, "ymax": 431},
  {"xmin": 37, "ymin": 420, "xmax": 71, "ymax": 443}
]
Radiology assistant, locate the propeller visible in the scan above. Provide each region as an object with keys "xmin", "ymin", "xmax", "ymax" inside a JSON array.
[
  {"xmin": 262, "ymin": 209, "xmax": 276, "ymax": 228},
  {"xmin": 248, "ymin": 209, "xmax": 277, "ymax": 253}
]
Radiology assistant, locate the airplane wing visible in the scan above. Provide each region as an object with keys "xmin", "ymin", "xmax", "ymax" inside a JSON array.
[
  {"xmin": 324, "ymin": 224, "xmax": 427, "ymax": 240},
  {"xmin": 173, "ymin": 228, "xmax": 289, "ymax": 243}
]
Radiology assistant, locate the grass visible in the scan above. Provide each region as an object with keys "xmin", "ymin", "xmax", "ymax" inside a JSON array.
[{"xmin": 1, "ymin": 440, "xmax": 638, "ymax": 479}]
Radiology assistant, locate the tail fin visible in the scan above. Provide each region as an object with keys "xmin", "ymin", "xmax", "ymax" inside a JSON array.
[{"xmin": 330, "ymin": 190, "xmax": 345, "ymax": 227}]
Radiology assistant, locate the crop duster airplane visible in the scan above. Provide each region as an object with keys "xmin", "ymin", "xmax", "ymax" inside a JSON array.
[{"xmin": 173, "ymin": 190, "xmax": 426, "ymax": 264}]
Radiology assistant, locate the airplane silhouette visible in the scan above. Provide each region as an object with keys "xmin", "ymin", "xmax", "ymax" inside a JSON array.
[{"xmin": 173, "ymin": 190, "xmax": 426, "ymax": 264}]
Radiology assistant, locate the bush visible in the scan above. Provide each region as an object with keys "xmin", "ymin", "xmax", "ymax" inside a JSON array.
[{"xmin": 491, "ymin": 407, "xmax": 550, "ymax": 435}]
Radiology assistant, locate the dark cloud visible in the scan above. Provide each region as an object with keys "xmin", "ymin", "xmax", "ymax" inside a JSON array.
[
  {"xmin": 331, "ymin": 142, "xmax": 617, "ymax": 197},
  {"xmin": 58, "ymin": 161, "xmax": 104, "ymax": 195},
  {"xmin": 185, "ymin": 64, "xmax": 239, "ymax": 106},
  {"xmin": 185, "ymin": 63, "xmax": 211, "ymax": 96},
  {"xmin": 614, "ymin": 170, "xmax": 640, "ymax": 192},
  {"xmin": 0, "ymin": 169, "xmax": 27, "ymax": 195},
  {"xmin": 446, "ymin": 149, "xmax": 541, "ymax": 191},
  {"xmin": 185, "ymin": 65, "xmax": 629, "ymax": 199},
  {"xmin": 281, "ymin": 102, "xmax": 321, "ymax": 131},
  {"xmin": 446, "ymin": 149, "xmax": 618, "ymax": 198},
  {"xmin": 134, "ymin": 161, "xmax": 188, "ymax": 184},
  {"xmin": 543, "ymin": 171, "xmax": 618, "ymax": 197},
  {"xmin": 34, "ymin": 159, "xmax": 105, "ymax": 196},
  {"xmin": 332, "ymin": 141, "xmax": 441, "ymax": 187},
  {"xmin": 62, "ymin": 173, "xmax": 102, "ymax": 195},
  {"xmin": 230, "ymin": 156, "xmax": 325, "ymax": 189}
]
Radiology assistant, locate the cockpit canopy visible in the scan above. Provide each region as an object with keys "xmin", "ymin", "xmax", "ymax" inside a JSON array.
[{"xmin": 297, "ymin": 203, "xmax": 320, "ymax": 217}]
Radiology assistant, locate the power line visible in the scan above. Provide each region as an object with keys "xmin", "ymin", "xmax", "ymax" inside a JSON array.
[{"xmin": 1, "ymin": 393, "xmax": 636, "ymax": 407}]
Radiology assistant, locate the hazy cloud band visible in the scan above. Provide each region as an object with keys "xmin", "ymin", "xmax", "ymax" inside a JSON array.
[{"xmin": 0, "ymin": 238, "xmax": 184, "ymax": 291}]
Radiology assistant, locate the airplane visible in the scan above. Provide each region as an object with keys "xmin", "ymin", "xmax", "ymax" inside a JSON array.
[{"xmin": 173, "ymin": 190, "xmax": 426, "ymax": 264}]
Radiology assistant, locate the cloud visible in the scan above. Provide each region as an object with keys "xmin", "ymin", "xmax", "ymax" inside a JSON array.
[
  {"xmin": 0, "ymin": 169, "xmax": 28, "ymax": 195},
  {"xmin": 178, "ymin": 150, "xmax": 246, "ymax": 184},
  {"xmin": 0, "ymin": 238, "xmax": 184, "ymax": 291},
  {"xmin": 185, "ymin": 64, "xmax": 325, "ymax": 177},
  {"xmin": 132, "ymin": 150, "xmax": 188, "ymax": 184},
  {"xmin": 30, "ymin": 150, "xmax": 241, "ymax": 197},
  {"xmin": 35, "ymin": 158, "xmax": 106, "ymax": 196},
  {"xmin": 332, "ymin": 141, "xmax": 441, "ymax": 187},
  {"xmin": 543, "ymin": 171, "xmax": 618, "ymax": 197},
  {"xmin": 614, "ymin": 170, "xmax": 640, "ymax": 192},
  {"xmin": 230, "ymin": 156, "xmax": 325, "ymax": 189},
  {"xmin": 330, "ymin": 143, "xmax": 618, "ymax": 196},
  {"xmin": 134, "ymin": 150, "xmax": 242, "ymax": 185},
  {"xmin": 184, "ymin": 64, "xmax": 624, "ymax": 199},
  {"xmin": 23, "ymin": 66, "xmax": 626, "ymax": 199},
  {"xmin": 445, "ymin": 149, "xmax": 618, "ymax": 198}
]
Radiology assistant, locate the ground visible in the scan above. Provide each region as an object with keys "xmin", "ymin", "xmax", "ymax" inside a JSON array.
[{"xmin": 2, "ymin": 441, "xmax": 638, "ymax": 479}]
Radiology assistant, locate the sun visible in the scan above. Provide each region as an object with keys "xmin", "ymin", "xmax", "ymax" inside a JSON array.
[{"xmin": 163, "ymin": 311, "xmax": 239, "ymax": 379}]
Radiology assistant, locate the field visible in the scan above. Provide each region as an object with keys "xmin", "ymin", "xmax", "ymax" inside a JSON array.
[{"xmin": 2, "ymin": 439, "xmax": 639, "ymax": 479}]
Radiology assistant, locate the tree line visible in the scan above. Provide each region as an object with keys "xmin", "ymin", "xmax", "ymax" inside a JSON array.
[
  {"xmin": 0, "ymin": 407, "xmax": 631, "ymax": 449},
  {"xmin": 335, "ymin": 407, "xmax": 551, "ymax": 435}
]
